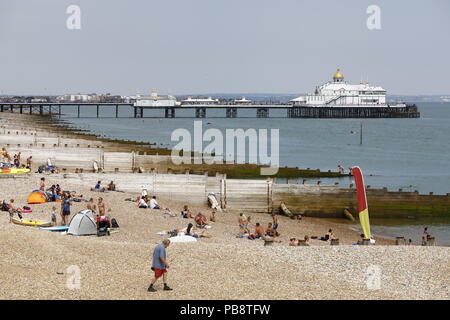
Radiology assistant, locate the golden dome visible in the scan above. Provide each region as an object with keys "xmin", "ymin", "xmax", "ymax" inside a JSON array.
[{"xmin": 333, "ymin": 68, "xmax": 344, "ymax": 79}]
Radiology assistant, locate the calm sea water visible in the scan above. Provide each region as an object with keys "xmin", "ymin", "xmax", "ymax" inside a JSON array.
[{"xmin": 60, "ymin": 102, "xmax": 450, "ymax": 244}]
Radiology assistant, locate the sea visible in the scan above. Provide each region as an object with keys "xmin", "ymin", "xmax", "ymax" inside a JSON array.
[{"xmin": 59, "ymin": 101, "xmax": 450, "ymax": 245}]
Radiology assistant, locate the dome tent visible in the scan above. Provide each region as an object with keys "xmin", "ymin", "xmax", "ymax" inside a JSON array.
[
  {"xmin": 27, "ymin": 190, "xmax": 48, "ymax": 204},
  {"xmin": 68, "ymin": 210, "xmax": 97, "ymax": 236}
]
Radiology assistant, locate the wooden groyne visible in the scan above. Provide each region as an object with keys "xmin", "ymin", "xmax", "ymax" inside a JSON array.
[
  {"xmin": 1, "ymin": 127, "xmax": 345, "ymax": 179},
  {"xmin": 55, "ymin": 173, "xmax": 450, "ymax": 219}
]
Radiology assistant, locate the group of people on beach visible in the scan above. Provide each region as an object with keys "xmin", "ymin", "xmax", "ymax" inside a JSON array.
[
  {"xmin": 0, "ymin": 149, "xmax": 32, "ymax": 169},
  {"xmin": 90, "ymin": 180, "xmax": 116, "ymax": 192},
  {"xmin": 238, "ymin": 212, "xmax": 281, "ymax": 242},
  {"xmin": 138, "ymin": 195, "xmax": 161, "ymax": 209}
]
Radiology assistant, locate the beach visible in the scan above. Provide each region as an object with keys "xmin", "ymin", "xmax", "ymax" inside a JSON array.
[
  {"xmin": 1, "ymin": 112, "xmax": 449, "ymax": 300},
  {"xmin": 0, "ymin": 174, "xmax": 448, "ymax": 300}
]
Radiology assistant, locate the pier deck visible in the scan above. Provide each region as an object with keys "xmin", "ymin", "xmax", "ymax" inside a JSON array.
[{"xmin": 0, "ymin": 102, "xmax": 420, "ymax": 119}]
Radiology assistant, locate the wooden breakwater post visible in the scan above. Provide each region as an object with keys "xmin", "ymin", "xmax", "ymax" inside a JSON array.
[
  {"xmin": 426, "ymin": 237, "xmax": 436, "ymax": 246},
  {"xmin": 395, "ymin": 237, "xmax": 406, "ymax": 245},
  {"xmin": 330, "ymin": 238, "xmax": 340, "ymax": 246}
]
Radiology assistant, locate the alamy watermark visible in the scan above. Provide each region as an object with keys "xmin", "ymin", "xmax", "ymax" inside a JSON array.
[
  {"xmin": 366, "ymin": 5, "xmax": 381, "ymax": 30},
  {"xmin": 366, "ymin": 265, "xmax": 381, "ymax": 290},
  {"xmin": 66, "ymin": 5, "xmax": 81, "ymax": 30},
  {"xmin": 66, "ymin": 265, "xmax": 81, "ymax": 290},
  {"xmin": 171, "ymin": 121, "xmax": 279, "ymax": 175}
]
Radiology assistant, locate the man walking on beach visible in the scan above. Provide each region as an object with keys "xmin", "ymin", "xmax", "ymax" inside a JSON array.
[{"xmin": 148, "ymin": 239, "xmax": 173, "ymax": 292}]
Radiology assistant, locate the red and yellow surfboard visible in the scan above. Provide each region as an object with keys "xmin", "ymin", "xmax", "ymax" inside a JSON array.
[{"xmin": 351, "ymin": 166, "xmax": 371, "ymax": 239}]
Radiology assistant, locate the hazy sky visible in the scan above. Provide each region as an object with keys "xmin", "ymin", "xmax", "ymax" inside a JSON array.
[{"xmin": 0, "ymin": 0, "xmax": 449, "ymax": 95}]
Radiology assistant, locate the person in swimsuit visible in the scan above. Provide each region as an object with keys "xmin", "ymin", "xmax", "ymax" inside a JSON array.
[
  {"xmin": 107, "ymin": 181, "xmax": 116, "ymax": 191},
  {"xmin": 186, "ymin": 223, "xmax": 212, "ymax": 238},
  {"xmin": 87, "ymin": 198, "xmax": 96, "ymax": 213},
  {"xmin": 272, "ymin": 213, "xmax": 280, "ymax": 236},
  {"xmin": 265, "ymin": 222, "xmax": 275, "ymax": 237},
  {"xmin": 39, "ymin": 177, "xmax": 45, "ymax": 191},
  {"xmin": 289, "ymin": 238, "xmax": 297, "ymax": 246},
  {"xmin": 319, "ymin": 229, "xmax": 335, "ymax": 241},
  {"xmin": 238, "ymin": 213, "xmax": 250, "ymax": 234},
  {"xmin": 422, "ymin": 227, "xmax": 429, "ymax": 246},
  {"xmin": 97, "ymin": 197, "xmax": 106, "ymax": 216},
  {"xmin": 194, "ymin": 212, "xmax": 207, "ymax": 227},
  {"xmin": 209, "ymin": 209, "xmax": 216, "ymax": 222},
  {"xmin": 254, "ymin": 223, "xmax": 265, "ymax": 238}
]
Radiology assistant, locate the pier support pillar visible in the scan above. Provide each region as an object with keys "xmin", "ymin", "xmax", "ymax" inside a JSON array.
[
  {"xmin": 115, "ymin": 105, "xmax": 119, "ymax": 118},
  {"xmin": 39, "ymin": 106, "xmax": 43, "ymax": 115},
  {"xmin": 140, "ymin": 107, "xmax": 144, "ymax": 118},
  {"xmin": 288, "ymin": 107, "xmax": 301, "ymax": 118},
  {"xmin": 77, "ymin": 105, "xmax": 80, "ymax": 118},
  {"xmin": 20, "ymin": 105, "xmax": 23, "ymax": 114},
  {"xmin": 58, "ymin": 105, "xmax": 61, "ymax": 118},
  {"xmin": 195, "ymin": 107, "xmax": 206, "ymax": 118},
  {"xmin": 226, "ymin": 107, "xmax": 237, "ymax": 118},
  {"xmin": 96, "ymin": 105, "xmax": 99, "ymax": 118},
  {"xmin": 29, "ymin": 106, "xmax": 33, "ymax": 114},
  {"xmin": 0, "ymin": 105, "xmax": 3, "ymax": 112},
  {"xmin": 257, "ymin": 107, "xmax": 269, "ymax": 118},
  {"xmin": 165, "ymin": 107, "xmax": 175, "ymax": 118}
]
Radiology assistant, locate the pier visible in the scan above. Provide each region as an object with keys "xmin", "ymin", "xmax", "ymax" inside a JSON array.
[{"xmin": 0, "ymin": 102, "xmax": 420, "ymax": 119}]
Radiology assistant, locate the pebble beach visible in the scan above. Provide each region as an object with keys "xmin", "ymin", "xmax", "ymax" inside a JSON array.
[{"xmin": 0, "ymin": 175, "xmax": 448, "ymax": 300}]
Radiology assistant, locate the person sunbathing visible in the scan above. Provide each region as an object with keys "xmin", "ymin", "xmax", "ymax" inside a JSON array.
[
  {"xmin": 289, "ymin": 238, "xmax": 297, "ymax": 246},
  {"xmin": 238, "ymin": 213, "xmax": 250, "ymax": 234},
  {"xmin": 319, "ymin": 229, "xmax": 335, "ymax": 241},
  {"xmin": 186, "ymin": 223, "xmax": 212, "ymax": 238},
  {"xmin": 194, "ymin": 212, "xmax": 207, "ymax": 227},
  {"xmin": 7, "ymin": 199, "xmax": 22, "ymax": 223},
  {"xmin": 107, "ymin": 181, "xmax": 116, "ymax": 191},
  {"xmin": 180, "ymin": 205, "xmax": 193, "ymax": 219},
  {"xmin": 254, "ymin": 223, "xmax": 265, "ymax": 238},
  {"xmin": 163, "ymin": 208, "xmax": 176, "ymax": 217},
  {"xmin": 303, "ymin": 235, "xmax": 311, "ymax": 246},
  {"xmin": 91, "ymin": 181, "xmax": 106, "ymax": 192},
  {"xmin": 209, "ymin": 209, "xmax": 216, "ymax": 222},
  {"xmin": 265, "ymin": 222, "xmax": 275, "ymax": 237},
  {"xmin": 87, "ymin": 198, "xmax": 97, "ymax": 213}
]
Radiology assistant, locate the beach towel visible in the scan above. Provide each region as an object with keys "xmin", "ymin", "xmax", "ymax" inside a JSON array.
[{"xmin": 168, "ymin": 235, "xmax": 197, "ymax": 243}]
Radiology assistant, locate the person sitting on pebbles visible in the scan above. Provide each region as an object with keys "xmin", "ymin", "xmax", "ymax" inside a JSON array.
[
  {"xmin": 138, "ymin": 196, "xmax": 149, "ymax": 208},
  {"xmin": 149, "ymin": 196, "xmax": 161, "ymax": 209},
  {"xmin": 319, "ymin": 229, "xmax": 335, "ymax": 242},
  {"xmin": 238, "ymin": 213, "xmax": 250, "ymax": 234},
  {"xmin": 91, "ymin": 181, "xmax": 106, "ymax": 192},
  {"xmin": 265, "ymin": 222, "xmax": 275, "ymax": 237},
  {"xmin": 209, "ymin": 209, "xmax": 217, "ymax": 222},
  {"xmin": 289, "ymin": 238, "xmax": 298, "ymax": 246},
  {"xmin": 163, "ymin": 208, "xmax": 176, "ymax": 217},
  {"xmin": 303, "ymin": 235, "xmax": 311, "ymax": 246},
  {"xmin": 180, "ymin": 205, "xmax": 194, "ymax": 219},
  {"xmin": 194, "ymin": 212, "xmax": 207, "ymax": 228},
  {"xmin": 254, "ymin": 223, "xmax": 265, "ymax": 239},
  {"xmin": 107, "ymin": 181, "xmax": 116, "ymax": 191}
]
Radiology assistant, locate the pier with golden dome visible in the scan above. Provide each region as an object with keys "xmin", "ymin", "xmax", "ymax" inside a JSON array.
[{"xmin": 0, "ymin": 69, "xmax": 419, "ymax": 119}]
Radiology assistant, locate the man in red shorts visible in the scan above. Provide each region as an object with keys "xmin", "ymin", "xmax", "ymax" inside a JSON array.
[{"xmin": 148, "ymin": 239, "xmax": 173, "ymax": 292}]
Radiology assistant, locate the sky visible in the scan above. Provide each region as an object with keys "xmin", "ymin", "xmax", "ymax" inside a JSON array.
[{"xmin": 0, "ymin": 0, "xmax": 449, "ymax": 96}]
